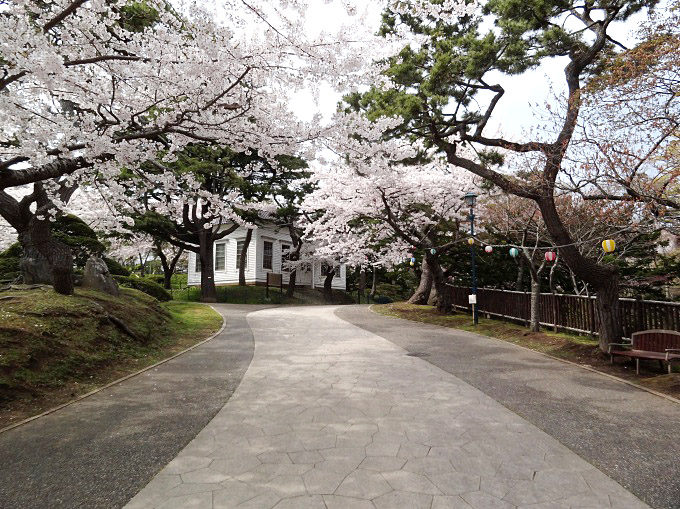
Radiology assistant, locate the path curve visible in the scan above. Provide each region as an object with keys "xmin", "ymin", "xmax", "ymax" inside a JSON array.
[
  {"xmin": 335, "ymin": 305, "xmax": 680, "ymax": 509},
  {"xmin": 0, "ymin": 304, "xmax": 263, "ymax": 509},
  {"xmin": 127, "ymin": 305, "xmax": 648, "ymax": 509}
]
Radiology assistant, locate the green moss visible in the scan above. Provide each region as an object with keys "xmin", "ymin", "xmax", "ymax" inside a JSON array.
[
  {"xmin": 373, "ymin": 302, "xmax": 600, "ymax": 359},
  {"xmin": 113, "ymin": 275, "xmax": 172, "ymax": 301},
  {"xmin": 0, "ymin": 287, "xmax": 221, "ymax": 407}
]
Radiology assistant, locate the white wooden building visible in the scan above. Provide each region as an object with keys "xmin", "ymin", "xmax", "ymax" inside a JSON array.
[{"xmin": 187, "ymin": 224, "xmax": 346, "ymax": 290}]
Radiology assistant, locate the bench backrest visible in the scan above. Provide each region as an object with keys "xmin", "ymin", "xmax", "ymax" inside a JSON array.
[{"xmin": 632, "ymin": 330, "xmax": 680, "ymax": 352}]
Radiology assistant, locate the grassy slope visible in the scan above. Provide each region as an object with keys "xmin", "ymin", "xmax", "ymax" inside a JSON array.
[
  {"xmin": 0, "ymin": 287, "xmax": 222, "ymax": 428},
  {"xmin": 374, "ymin": 302, "xmax": 680, "ymax": 399},
  {"xmin": 172, "ymin": 284, "xmax": 355, "ymax": 305}
]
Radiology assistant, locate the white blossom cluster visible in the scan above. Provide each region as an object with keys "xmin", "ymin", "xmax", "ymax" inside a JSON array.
[
  {"xmin": 1, "ymin": 0, "xmax": 379, "ymax": 238},
  {"xmin": 303, "ymin": 112, "xmax": 478, "ymax": 268}
]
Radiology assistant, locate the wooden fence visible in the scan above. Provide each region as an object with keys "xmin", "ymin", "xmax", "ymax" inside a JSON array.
[{"xmin": 446, "ymin": 285, "xmax": 680, "ymax": 338}]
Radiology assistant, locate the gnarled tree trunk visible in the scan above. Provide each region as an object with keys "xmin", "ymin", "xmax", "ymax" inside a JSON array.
[
  {"xmin": 408, "ymin": 258, "xmax": 432, "ymax": 304},
  {"xmin": 427, "ymin": 255, "xmax": 451, "ymax": 313},
  {"xmin": 19, "ymin": 215, "xmax": 73, "ymax": 295}
]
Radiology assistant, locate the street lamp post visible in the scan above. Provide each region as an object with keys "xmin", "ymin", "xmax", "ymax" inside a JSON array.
[{"xmin": 464, "ymin": 192, "xmax": 479, "ymax": 325}]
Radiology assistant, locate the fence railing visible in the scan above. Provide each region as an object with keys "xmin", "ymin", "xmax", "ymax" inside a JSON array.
[{"xmin": 445, "ymin": 285, "xmax": 680, "ymax": 338}]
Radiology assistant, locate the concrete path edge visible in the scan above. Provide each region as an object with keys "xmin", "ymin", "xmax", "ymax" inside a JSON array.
[
  {"xmin": 0, "ymin": 303, "xmax": 226, "ymax": 435},
  {"xmin": 368, "ymin": 304, "xmax": 680, "ymax": 406}
]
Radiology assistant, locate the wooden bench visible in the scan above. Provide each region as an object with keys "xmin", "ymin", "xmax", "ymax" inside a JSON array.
[{"xmin": 609, "ymin": 330, "xmax": 680, "ymax": 374}]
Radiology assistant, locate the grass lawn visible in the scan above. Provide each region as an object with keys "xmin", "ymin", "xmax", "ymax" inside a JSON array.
[
  {"xmin": 0, "ymin": 286, "xmax": 222, "ymax": 429},
  {"xmin": 172, "ymin": 284, "xmax": 355, "ymax": 305},
  {"xmin": 373, "ymin": 302, "xmax": 680, "ymax": 399}
]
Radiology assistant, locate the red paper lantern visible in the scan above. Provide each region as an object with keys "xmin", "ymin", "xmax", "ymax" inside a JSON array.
[{"xmin": 545, "ymin": 251, "xmax": 557, "ymax": 262}]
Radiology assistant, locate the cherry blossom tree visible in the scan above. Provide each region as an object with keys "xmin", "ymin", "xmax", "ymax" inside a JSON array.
[
  {"xmin": 305, "ymin": 113, "xmax": 477, "ymax": 312},
  {"xmin": 0, "ymin": 0, "xmax": 372, "ymax": 294}
]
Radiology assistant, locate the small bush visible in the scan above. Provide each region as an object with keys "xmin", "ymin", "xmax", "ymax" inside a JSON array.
[
  {"xmin": 1, "ymin": 243, "xmax": 21, "ymax": 258},
  {"xmin": 103, "ymin": 257, "xmax": 130, "ymax": 276},
  {"xmin": 0, "ymin": 243, "xmax": 21, "ymax": 280},
  {"xmin": 145, "ymin": 274, "xmax": 165, "ymax": 285},
  {"xmin": 373, "ymin": 295, "xmax": 393, "ymax": 304},
  {"xmin": 113, "ymin": 275, "xmax": 171, "ymax": 301}
]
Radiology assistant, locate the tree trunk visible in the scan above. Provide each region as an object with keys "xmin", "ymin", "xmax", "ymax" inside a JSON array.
[
  {"xmin": 530, "ymin": 280, "xmax": 540, "ymax": 332},
  {"xmin": 370, "ymin": 268, "xmax": 377, "ymax": 299},
  {"xmin": 408, "ymin": 258, "xmax": 432, "ymax": 304},
  {"xmin": 287, "ymin": 269, "xmax": 297, "ymax": 297},
  {"xmin": 323, "ymin": 269, "xmax": 335, "ymax": 302},
  {"xmin": 156, "ymin": 242, "xmax": 183, "ymax": 290},
  {"xmin": 549, "ymin": 256, "xmax": 559, "ymax": 293},
  {"xmin": 138, "ymin": 253, "xmax": 147, "ymax": 277},
  {"xmin": 515, "ymin": 257, "xmax": 525, "ymax": 291},
  {"xmin": 19, "ymin": 216, "xmax": 74, "ymax": 295},
  {"xmin": 595, "ymin": 276, "xmax": 622, "ymax": 352},
  {"xmin": 239, "ymin": 228, "xmax": 253, "ymax": 286},
  {"xmin": 537, "ymin": 196, "xmax": 621, "ymax": 348},
  {"xmin": 427, "ymin": 283, "xmax": 439, "ymax": 306},
  {"xmin": 428, "ymin": 255, "xmax": 451, "ymax": 313},
  {"xmin": 198, "ymin": 231, "xmax": 217, "ymax": 302},
  {"xmin": 358, "ymin": 267, "xmax": 366, "ymax": 304}
]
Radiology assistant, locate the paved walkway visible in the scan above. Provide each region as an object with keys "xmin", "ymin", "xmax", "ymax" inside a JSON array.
[
  {"xmin": 127, "ymin": 306, "xmax": 648, "ymax": 509},
  {"xmin": 0, "ymin": 304, "xmax": 266, "ymax": 509},
  {"xmin": 336, "ymin": 305, "xmax": 680, "ymax": 509}
]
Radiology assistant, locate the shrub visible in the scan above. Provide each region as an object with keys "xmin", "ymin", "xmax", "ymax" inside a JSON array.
[
  {"xmin": 0, "ymin": 243, "xmax": 21, "ymax": 280},
  {"xmin": 373, "ymin": 295, "xmax": 393, "ymax": 304},
  {"xmin": 103, "ymin": 257, "xmax": 131, "ymax": 276},
  {"xmin": 145, "ymin": 274, "xmax": 165, "ymax": 285},
  {"xmin": 113, "ymin": 275, "xmax": 171, "ymax": 301},
  {"xmin": 375, "ymin": 283, "xmax": 406, "ymax": 301}
]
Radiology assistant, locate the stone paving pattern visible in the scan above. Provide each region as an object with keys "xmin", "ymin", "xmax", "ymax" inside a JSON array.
[
  {"xmin": 336, "ymin": 305, "xmax": 680, "ymax": 509},
  {"xmin": 0, "ymin": 304, "xmax": 264, "ymax": 509},
  {"xmin": 126, "ymin": 306, "xmax": 648, "ymax": 509}
]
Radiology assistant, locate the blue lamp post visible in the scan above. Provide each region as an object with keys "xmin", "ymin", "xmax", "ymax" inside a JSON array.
[{"xmin": 464, "ymin": 192, "xmax": 479, "ymax": 325}]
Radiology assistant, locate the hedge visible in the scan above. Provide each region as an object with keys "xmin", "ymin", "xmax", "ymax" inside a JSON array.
[
  {"xmin": 113, "ymin": 275, "xmax": 171, "ymax": 301},
  {"xmin": 103, "ymin": 257, "xmax": 131, "ymax": 276}
]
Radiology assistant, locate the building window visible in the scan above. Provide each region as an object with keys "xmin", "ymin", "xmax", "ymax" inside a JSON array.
[
  {"xmin": 236, "ymin": 240, "xmax": 248, "ymax": 269},
  {"xmin": 335, "ymin": 266, "xmax": 341, "ymax": 279},
  {"xmin": 195, "ymin": 254, "xmax": 201, "ymax": 272},
  {"xmin": 281, "ymin": 244, "xmax": 291, "ymax": 272},
  {"xmin": 214, "ymin": 243, "xmax": 225, "ymax": 271},
  {"xmin": 263, "ymin": 241, "xmax": 273, "ymax": 270}
]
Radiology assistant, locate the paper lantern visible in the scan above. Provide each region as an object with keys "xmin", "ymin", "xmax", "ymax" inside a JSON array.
[
  {"xmin": 509, "ymin": 248, "xmax": 519, "ymax": 258},
  {"xmin": 410, "ymin": 257, "xmax": 416, "ymax": 262},
  {"xmin": 430, "ymin": 248, "xmax": 437, "ymax": 255},
  {"xmin": 602, "ymin": 239, "xmax": 616, "ymax": 253},
  {"xmin": 545, "ymin": 251, "xmax": 557, "ymax": 262},
  {"xmin": 467, "ymin": 238, "xmax": 474, "ymax": 245},
  {"xmin": 484, "ymin": 246, "xmax": 493, "ymax": 253},
  {"xmin": 409, "ymin": 261, "xmax": 415, "ymax": 266}
]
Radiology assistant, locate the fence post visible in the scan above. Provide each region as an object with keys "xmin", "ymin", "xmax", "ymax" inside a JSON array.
[{"xmin": 552, "ymin": 294, "xmax": 558, "ymax": 332}]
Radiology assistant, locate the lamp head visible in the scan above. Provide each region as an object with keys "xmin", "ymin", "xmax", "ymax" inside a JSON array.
[{"xmin": 463, "ymin": 192, "xmax": 477, "ymax": 208}]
